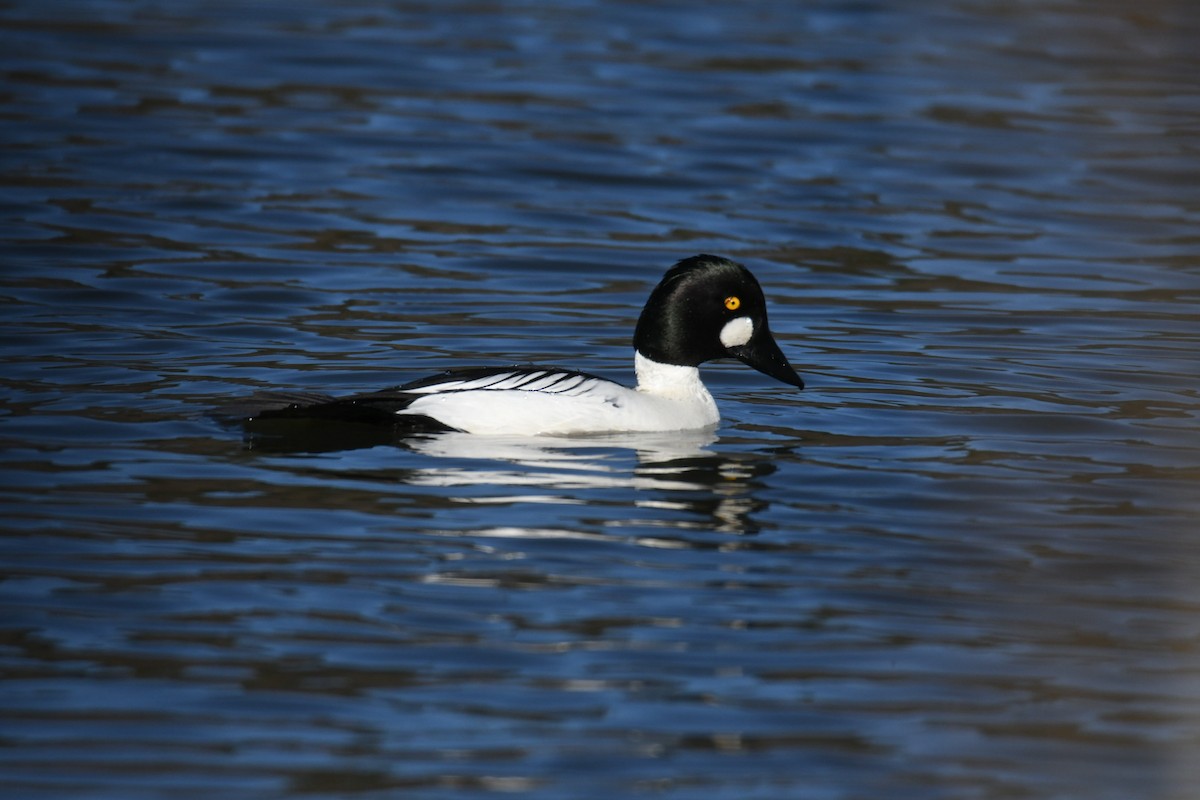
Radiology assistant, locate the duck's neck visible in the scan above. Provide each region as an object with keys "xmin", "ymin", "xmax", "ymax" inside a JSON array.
[{"xmin": 634, "ymin": 350, "xmax": 709, "ymax": 399}]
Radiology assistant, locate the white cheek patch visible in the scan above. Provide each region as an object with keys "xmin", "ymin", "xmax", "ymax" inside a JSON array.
[{"xmin": 719, "ymin": 316, "xmax": 754, "ymax": 348}]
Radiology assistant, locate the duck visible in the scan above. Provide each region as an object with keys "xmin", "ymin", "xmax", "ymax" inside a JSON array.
[{"xmin": 245, "ymin": 254, "xmax": 803, "ymax": 437}]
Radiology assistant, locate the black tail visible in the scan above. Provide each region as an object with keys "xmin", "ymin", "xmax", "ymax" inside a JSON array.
[
  {"xmin": 249, "ymin": 392, "xmax": 407, "ymax": 425},
  {"xmin": 220, "ymin": 390, "xmax": 457, "ymax": 453}
]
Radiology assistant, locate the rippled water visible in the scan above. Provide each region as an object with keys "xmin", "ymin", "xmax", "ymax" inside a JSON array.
[{"xmin": 3, "ymin": 1, "xmax": 1199, "ymax": 798}]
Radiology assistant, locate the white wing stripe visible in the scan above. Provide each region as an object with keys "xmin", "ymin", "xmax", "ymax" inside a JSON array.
[
  {"xmin": 406, "ymin": 380, "xmax": 467, "ymax": 394},
  {"xmin": 562, "ymin": 378, "xmax": 601, "ymax": 396},
  {"xmin": 521, "ymin": 374, "xmax": 569, "ymax": 391},
  {"xmin": 545, "ymin": 375, "xmax": 584, "ymax": 393},
  {"xmin": 403, "ymin": 369, "xmax": 610, "ymax": 396}
]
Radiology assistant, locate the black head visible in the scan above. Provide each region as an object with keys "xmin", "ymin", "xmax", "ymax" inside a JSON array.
[{"xmin": 633, "ymin": 255, "xmax": 804, "ymax": 389}]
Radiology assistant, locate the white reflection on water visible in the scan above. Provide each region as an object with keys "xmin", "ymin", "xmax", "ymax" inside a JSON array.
[
  {"xmin": 403, "ymin": 428, "xmax": 717, "ymax": 485},
  {"xmin": 404, "ymin": 428, "xmax": 769, "ymax": 535}
]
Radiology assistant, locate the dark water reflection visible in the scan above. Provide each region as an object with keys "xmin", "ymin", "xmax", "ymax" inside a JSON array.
[{"xmin": 3, "ymin": 1, "xmax": 1200, "ymax": 798}]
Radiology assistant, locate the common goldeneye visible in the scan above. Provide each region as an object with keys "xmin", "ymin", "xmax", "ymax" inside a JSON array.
[{"xmin": 246, "ymin": 254, "xmax": 803, "ymax": 436}]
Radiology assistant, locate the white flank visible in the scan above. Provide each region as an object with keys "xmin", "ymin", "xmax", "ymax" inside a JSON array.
[{"xmin": 396, "ymin": 356, "xmax": 721, "ymax": 435}]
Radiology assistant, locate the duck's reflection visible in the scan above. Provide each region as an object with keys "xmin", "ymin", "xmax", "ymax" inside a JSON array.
[
  {"xmin": 404, "ymin": 428, "xmax": 718, "ymax": 476},
  {"xmin": 242, "ymin": 422, "xmax": 777, "ymax": 535},
  {"xmin": 403, "ymin": 429, "xmax": 775, "ymax": 535}
]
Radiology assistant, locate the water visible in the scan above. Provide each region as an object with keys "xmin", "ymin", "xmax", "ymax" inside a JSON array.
[{"xmin": 2, "ymin": 1, "xmax": 1199, "ymax": 798}]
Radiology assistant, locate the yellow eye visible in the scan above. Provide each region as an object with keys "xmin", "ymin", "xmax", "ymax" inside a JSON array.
[{"xmin": 724, "ymin": 296, "xmax": 741, "ymax": 311}]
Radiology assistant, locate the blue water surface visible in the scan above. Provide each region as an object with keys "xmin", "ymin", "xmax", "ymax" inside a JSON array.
[{"xmin": 2, "ymin": 1, "xmax": 1199, "ymax": 798}]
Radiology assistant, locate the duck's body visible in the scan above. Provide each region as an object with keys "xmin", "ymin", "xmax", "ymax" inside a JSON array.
[
  {"xmin": 246, "ymin": 255, "xmax": 803, "ymax": 437},
  {"xmin": 293, "ymin": 355, "xmax": 718, "ymax": 436}
]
